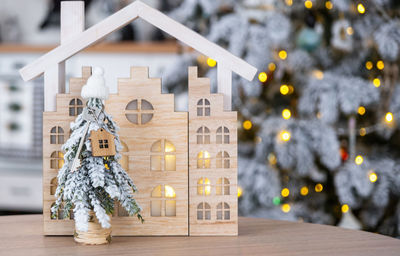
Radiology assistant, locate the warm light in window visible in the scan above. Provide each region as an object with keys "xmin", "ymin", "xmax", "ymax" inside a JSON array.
[
  {"xmin": 300, "ymin": 186, "xmax": 309, "ymax": 196},
  {"xmin": 282, "ymin": 109, "xmax": 291, "ymax": 120},
  {"xmin": 268, "ymin": 62, "xmax": 276, "ymax": 71},
  {"xmin": 358, "ymin": 106, "xmax": 366, "ymax": 115},
  {"xmin": 243, "ymin": 120, "xmax": 252, "ymax": 130},
  {"xmin": 357, "ymin": 3, "xmax": 365, "ymax": 14},
  {"xmin": 285, "ymin": 0, "xmax": 293, "ymax": 6},
  {"xmin": 360, "ymin": 128, "xmax": 366, "ymax": 136},
  {"xmin": 280, "ymin": 85, "xmax": 289, "ymax": 95},
  {"xmin": 315, "ymin": 183, "xmax": 323, "ymax": 192},
  {"xmin": 373, "ymin": 78, "xmax": 381, "ymax": 87},
  {"xmin": 304, "ymin": 0, "xmax": 313, "ymax": 9},
  {"xmin": 268, "ymin": 153, "xmax": 277, "ymax": 165},
  {"xmin": 165, "ymin": 141, "xmax": 175, "ymax": 152},
  {"xmin": 278, "ymin": 50, "xmax": 287, "ymax": 60},
  {"xmin": 355, "ymin": 155, "xmax": 363, "ymax": 165},
  {"xmin": 207, "ymin": 57, "xmax": 216, "ymax": 67},
  {"xmin": 279, "ymin": 130, "xmax": 291, "ymax": 142},
  {"xmin": 341, "ymin": 204, "xmax": 349, "ymax": 213},
  {"xmin": 385, "ymin": 112, "xmax": 393, "ymax": 123},
  {"xmin": 258, "ymin": 72, "xmax": 268, "ymax": 82},
  {"xmin": 281, "ymin": 203, "xmax": 291, "ymax": 213},
  {"xmin": 346, "ymin": 27, "xmax": 354, "ymax": 35},
  {"xmin": 281, "ymin": 188, "xmax": 290, "ymax": 197},
  {"xmin": 237, "ymin": 186, "xmax": 243, "ymax": 198},
  {"xmin": 377, "ymin": 60, "xmax": 384, "ymax": 70},
  {"xmin": 165, "ymin": 185, "xmax": 176, "ymax": 198},
  {"xmin": 365, "ymin": 61, "xmax": 373, "ymax": 70},
  {"xmin": 325, "ymin": 1, "xmax": 333, "ymax": 9},
  {"xmin": 312, "ymin": 70, "xmax": 324, "ymax": 80},
  {"xmin": 369, "ymin": 171, "xmax": 378, "ymax": 183}
]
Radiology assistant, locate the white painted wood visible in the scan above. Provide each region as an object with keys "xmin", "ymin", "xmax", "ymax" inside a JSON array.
[
  {"xmin": 44, "ymin": 65, "xmax": 63, "ymax": 111},
  {"xmin": 61, "ymin": 1, "xmax": 85, "ymax": 45},
  {"xmin": 20, "ymin": 1, "xmax": 257, "ymax": 83},
  {"xmin": 217, "ymin": 63, "xmax": 232, "ymax": 111}
]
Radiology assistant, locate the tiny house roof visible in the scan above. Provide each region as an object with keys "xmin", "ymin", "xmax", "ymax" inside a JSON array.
[{"xmin": 19, "ymin": 0, "xmax": 257, "ymax": 82}]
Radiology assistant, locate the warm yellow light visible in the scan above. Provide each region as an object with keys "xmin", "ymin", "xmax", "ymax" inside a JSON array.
[
  {"xmin": 280, "ymin": 85, "xmax": 289, "ymax": 95},
  {"xmin": 360, "ymin": 128, "xmax": 366, "ymax": 136},
  {"xmin": 165, "ymin": 185, "xmax": 176, "ymax": 198},
  {"xmin": 355, "ymin": 155, "xmax": 364, "ymax": 165},
  {"xmin": 312, "ymin": 70, "xmax": 324, "ymax": 80},
  {"xmin": 385, "ymin": 112, "xmax": 393, "ymax": 123},
  {"xmin": 280, "ymin": 130, "xmax": 291, "ymax": 142},
  {"xmin": 285, "ymin": 0, "xmax": 293, "ymax": 6},
  {"xmin": 281, "ymin": 203, "xmax": 291, "ymax": 213},
  {"xmin": 305, "ymin": 0, "xmax": 313, "ymax": 9},
  {"xmin": 365, "ymin": 61, "xmax": 373, "ymax": 70},
  {"xmin": 288, "ymin": 85, "xmax": 294, "ymax": 94},
  {"xmin": 325, "ymin": 1, "xmax": 333, "ymax": 9},
  {"xmin": 373, "ymin": 78, "xmax": 381, "ymax": 87},
  {"xmin": 243, "ymin": 120, "xmax": 252, "ymax": 130},
  {"xmin": 258, "ymin": 72, "xmax": 268, "ymax": 82},
  {"xmin": 315, "ymin": 183, "xmax": 323, "ymax": 192},
  {"xmin": 281, "ymin": 188, "xmax": 290, "ymax": 197},
  {"xmin": 357, "ymin": 3, "xmax": 365, "ymax": 14},
  {"xmin": 358, "ymin": 106, "xmax": 366, "ymax": 115},
  {"xmin": 341, "ymin": 204, "xmax": 349, "ymax": 213},
  {"xmin": 279, "ymin": 50, "xmax": 287, "ymax": 60},
  {"xmin": 369, "ymin": 171, "xmax": 378, "ymax": 183},
  {"xmin": 377, "ymin": 60, "xmax": 384, "ymax": 70},
  {"xmin": 300, "ymin": 186, "xmax": 309, "ymax": 196},
  {"xmin": 104, "ymin": 163, "xmax": 109, "ymax": 170},
  {"xmin": 268, "ymin": 153, "xmax": 277, "ymax": 165},
  {"xmin": 165, "ymin": 141, "xmax": 175, "ymax": 152},
  {"xmin": 207, "ymin": 57, "xmax": 216, "ymax": 67},
  {"xmin": 268, "ymin": 62, "xmax": 276, "ymax": 71},
  {"xmin": 237, "ymin": 186, "xmax": 243, "ymax": 198},
  {"xmin": 282, "ymin": 109, "xmax": 291, "ymax": 120},
  {"xmin": 346, "ymin": 27, "xmax": 353, "ymax": 35}
]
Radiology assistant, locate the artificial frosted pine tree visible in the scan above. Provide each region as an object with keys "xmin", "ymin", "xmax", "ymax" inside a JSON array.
[{"xmin": 51, "ymin": 67, "xmax": 142, "ymax": 244}]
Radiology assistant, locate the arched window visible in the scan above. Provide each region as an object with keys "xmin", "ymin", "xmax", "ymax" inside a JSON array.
[
  {"xmin": 197, "ymin": 151, "xmax": 210, "ymax": 169},
  {"xmin": 119, "ymin": 141, "xmax": 129, "ymax": 171},
  {"xmin": 50, "ymin": 202, "xmax": 73, "ymax": 220},
  {"xmin": 150, "ymin": 140, "xmax": 176, "ymax": 171},
  {"xmin": 216, "ymin": 126, "xmax": 230, "ymax": 144},
  {"xmin": 125, "ymin": 99, "xmax": 154, "ymax": 125},
  {"xmin": 216, "ymin": 151, "xmax": 230, "ymax": 169},
  {"xmin": 196, "ymin": 126, "xmax": 210, "ymax": 144},
  {"xmin": 69, "ymin": 98, "xmax": 83, "ymax": 116},
  {"xmin": 216, "ymin": 178, "xmax": 230, "ymax": 195},
  {"xmin": 197, "ymin": 202, "xmax": 211, "ymax": 220},
  {"xmin": 151, "ymin": 185, "xmax": 176, "ymax": 217},
  {"xmin": 50, "ymin": 177, "xmax": 57, "ymax": 195},
  {"xmin": 197, "ymin": 178, "xmax": 211, "ymax": 196},
  {"xmin": 50, "ymin": 151, "xmax": 64, "ymax": 170},
  {"xmin": 197, "ymin": 99, "xmax": 210, "ymax": 116},
  {"xmin": 216, "ymin": 202, "xmax": 230, "ymax": 220},
  {"xmin": 50, "ymin": 126, "xmax": 64, "ymax": 144}
]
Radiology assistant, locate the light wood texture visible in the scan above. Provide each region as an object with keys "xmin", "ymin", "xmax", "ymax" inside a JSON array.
[
  {"xmin": 188, "ymin": 67, "xmax": 238, "ymax": 235},
  {"xmin": 217, "ymin": 63, "xmax": 232, "ymax": 111},
  {"xmin": 73, "ymin": 211, "xmax": 111, "ymax": 245},
  {"xmin": 60, "ymin": 1, "xmax": 85, "ymax": 45},
  {"xmin": 89, "ymin": 129, "xmax": 116, "ymax": 157},
  {"xmin": 1, "ymin": 215, "xmax": 400, "ymax": 256}
]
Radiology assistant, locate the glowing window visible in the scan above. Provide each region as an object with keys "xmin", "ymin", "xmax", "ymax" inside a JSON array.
[
  {"xmin": 216, "ymin": 126, "xmax": 230, "ymax": 144},
  {"xmin": 216, "ymin": 151, "xmax": 230, "ymax": 169},
  {"xmin": 150, "ymin": 139, "xmax": 176, "ymax": 171},
  {"xmin": 197, "ymin": 178, "xmax": 211, "ymax": 196},
  {"xmin": 50, "ymin": 126, "xmax": 64, "ymax": 144},
  {"xmin": 125, "ymin": 99, "xmax": 154, "ymax": 125},
  {"xmin": 69, "ymin": 98, "xmax": 83, "ymax": 116},
  {"xmin": 50, "ymin": 151, "xmax": 64, "ymax": 169},
  {"xmin": 197, "ymin": 202, "xmax": 211, "ymax": 220},
  {"xmin": 216, "ymin": 202, "xmax": 230, "ymax": 220},
  {"xmin": 197, "ymin": 151, "xmax": 211, "ymax": 169},
  {"xmin": 151, "ymin": 185, "xmax": 176, "ymax": 217},
  {"xmin": 216, "ymin": 178, "xmax": 230, "ymax": 195},
  {"xmin": 196, "ymin": 126, "xmax": 210, "ymax": 144},
  {"xmin": 197, "ymin": 99, "xmax": 210, "ymax": 116}
]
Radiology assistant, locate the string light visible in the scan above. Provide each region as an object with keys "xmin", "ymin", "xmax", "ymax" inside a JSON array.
[
  {"xmin": 355, "ymin": 155, "xmax": 364, "ymax": 165},
  {"xmin": 312, "ymin": 70, "xmax": 324, "ymax": 80},
  {"xmin": 288, "ymin": 85, "xmax": 295, "ymax": 94},
  {"xmin": 315, "ymin": 183, "xmax": 323, "ymax": 192},
  {"xmin": 360, "ymin": 128, "xmax": 366, "ymax": 136},
  {"xmin": 279, "ymin": 50, "xmax": 288, "ymax": 60},
  {"xmin": 369, "ymin": 171, "xmax": 378, "ymax": 183},
  {"xmin": 385, "ymin": 112, "xmax": 393, "ymax": 123},
  {"xmin": 273, "ymin": 196, "xmax": 281, "ymax": 205},
  {"xmin": 258, "ymin": 72, "xmax": 268, "ymax": 82},
  {"xmin": 346, "ymin": 27, "xmax": 354, "ymax": 35},
  {"xmin": 285, "ymin": 0, "xmax": 293, "ymax": 6},
  {"xmin": 365, "ymin": 61, "xmax": 373, "ymax": 70},
  {"xmin": 281, "ymin": 203, "xmax": 291, "ymax": 213},
  {"xmin": 341, "ymin": 204, "xmax": 349, "ymax": 213},
  {"xmin": 377, "ymin": 60, "xmax": 384, "ymax": 70},
  {"xmin": 358, "ymin": 106, "xmax": 366, "ymax": 115},
  {"xmin": 325, "ymin": 1, "xmax": 333, "ymax": 9},
  {"xmin": 237, "ymin": 186, "xmax": 243, "ymax": 197},
  {"xmin": 281, "ymin": 188, "xmax": 290, "ymax": 197},
  {"xmin": 282, "ymin": 109, "xmax": 291, "ymax": 120},
  {"xmin": 243, "ymin": 120, "xmax": 252, "ymax": 130},
  {"xmin": 357, "ymin": 3, "xmax": 365, "ymax": 14},
  {"xmin": 373, "ymin": 78, "xmax": 381, "ymax": 87},
  {"xmin": 268, "ymin": 153, "xmax": 277, "ymax": 165},
  {"xmin": 268, "ymin": 62, "xmax": 276, "ymax": 71},
  {"xmin": 206, "ymin": 57, "xmax": 216, "ymax": 67},
  {"xmin": 300, "ymin": 186, "xmax": 309, "ymax": 196},
  {"xmin": 279, "ymin": 130, "xmax": 291, "ymax": 142},
  {"xmin": 304, "ymin": 0, "xmax": 313, "ymax": 9},
  {"xmin": 280, "ymin": 84, "xmax": 289, "ymax": 95}
]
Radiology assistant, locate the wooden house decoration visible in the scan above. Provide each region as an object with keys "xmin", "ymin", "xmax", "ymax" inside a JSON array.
[
  {"xmin": 89, "ymin": 128, "xmax": 116, "ymax": 157},
  {"xmin": 19, "ymin": 1, "xmax": 257, "ymax": 236}
]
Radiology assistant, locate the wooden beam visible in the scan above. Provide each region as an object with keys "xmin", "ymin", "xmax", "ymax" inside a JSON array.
[{"xmin": 217, "ymin": 63, "xmax": 232, "ymax": 111}]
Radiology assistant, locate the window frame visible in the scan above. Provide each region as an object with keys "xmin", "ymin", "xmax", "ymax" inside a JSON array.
[
  {"xmin": 50, "ymin": 126, "xmax": 64, "ymax": 144},
  {"xmin": 197, "ymin": 99, "xmax": 210, "ymax": 116},
  {"xmin": 125, "ymin": 99, "xmax": 154, "ymax": 125},
  {"xmin": 150, "ymin": 139, "xmax": 176, "ymax": 172}
]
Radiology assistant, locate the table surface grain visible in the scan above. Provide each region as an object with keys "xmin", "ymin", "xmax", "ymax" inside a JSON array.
[{"xmin": 1, "ymin": 215, "xmax": 399, "ymax": 256}]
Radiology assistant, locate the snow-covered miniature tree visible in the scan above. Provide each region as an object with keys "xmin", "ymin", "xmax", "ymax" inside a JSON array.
[{"xmin": 51, "ymin": 67, "xmax": 142, "ymax": 232}]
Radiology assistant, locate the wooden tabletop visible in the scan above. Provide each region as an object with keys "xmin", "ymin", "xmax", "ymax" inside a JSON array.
[{"xmin": 1, "ymin": 215, "xmax": 399, "ymax": 256}]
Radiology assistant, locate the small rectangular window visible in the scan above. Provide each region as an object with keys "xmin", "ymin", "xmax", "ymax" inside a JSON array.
[
  {"xmin": 151, "ymin": 200, "xmax": 161, "ymax": 217},
  {"xmin": 166, "ymin": 200, "xmax": 176, "ymax": 216}
]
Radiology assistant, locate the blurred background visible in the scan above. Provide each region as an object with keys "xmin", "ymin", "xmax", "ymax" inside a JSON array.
[{"xmin": 1, "ymin": 0, "xmax": 400, "ymax": 238}]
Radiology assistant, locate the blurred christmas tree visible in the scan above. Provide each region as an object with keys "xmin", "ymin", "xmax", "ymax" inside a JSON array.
[{"xmin": 164, "ymin": 0, "xmax": 400, "ymax": 237}]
